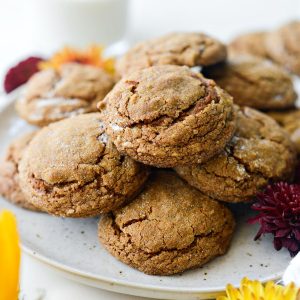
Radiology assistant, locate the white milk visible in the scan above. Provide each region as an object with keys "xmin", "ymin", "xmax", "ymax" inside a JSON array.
[{"xmin": 29, "ymin": 0, "xmax": 128, "ymax": 53}]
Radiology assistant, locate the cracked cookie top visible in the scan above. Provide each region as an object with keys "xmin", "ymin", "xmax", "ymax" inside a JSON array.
[
  {"xmin": 175, "ymin": 107, "xmax": 297, "ymax": 203},
  {"xmin": 101, "ymin": 65, "xmax": 236, "ymax": 167},
  {"xmin": 18, "ymin": 113, "xmax": 149, "ymax": 217},
  {"xmin": 116, "ymin": 32, "xmax": 227, "ymax": 76},
  {"xmin": 16, "ymin": 63, "xmax": 115, "ymax": 127},
  {"xmin": 98, "ymin": 171, "xmax": 235, "ymax": 275},
  {"xmin": 265, "ymin": 21, "xmax": 300, "ymax": 75},
  {"xmin": 268, "ymin": 109, "xmax": 300, "ymax": 153},
  {"xmin": 203, "ymin": 56, "xmax": 297, "ymax": 110},
  {"xmin": 229, "ymin": 32, "xmax": 269, "ymax": 58},
  {"xmin": 0, "ymin": 132, "xmax": 39, "ymax": 211}
]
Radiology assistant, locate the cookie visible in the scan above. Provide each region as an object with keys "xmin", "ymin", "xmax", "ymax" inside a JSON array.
[
  {"xmin": 175, "ymin": 107, "xmax": 297, "ymax": 203},
  {"xmin": 203, "ymin": 56, "xmax": 297, "ymax": 110},
  {"xmin": 0, "ymin": 132, "xmax": 38, "ymax": 210},
  {"xmin": 98, "ymin": 171, "xmax": 235, "ymax": 275},
  {"xmin": 18, "ymin": 113, "xmax": 149, "ymax": 217},
  {"xmin": 229, "ymin": 32, "xmax": 269, "ymax": 58},
  {"xmin": 268, "ymin": 109, "xmax": 300, "ymax": 153},
  {"xmin": 16, "ymin": 63, "xmax": 115, "ymax": 127},
  {"xmin": 116, "ymin": 32, "xmax": 227, "ymax": 76},
  {"xmin": 265, "ymin": 21, "xmax": 300, "ymax": 75},
  {"xmin": 101, "ymin": 65, "xmax": 236, "ymax": 168}
]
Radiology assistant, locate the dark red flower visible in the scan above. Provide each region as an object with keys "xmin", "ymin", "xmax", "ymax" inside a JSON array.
[
  {"xmin": 4, "ymin": 56, "xmax": 44, "ymax": 93},
  {"xmin": 249, "ymin": 182, "xmax": 300, "ymax": 256}
]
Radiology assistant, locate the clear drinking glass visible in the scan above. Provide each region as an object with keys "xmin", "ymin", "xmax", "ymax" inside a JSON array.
[{"xmin": 28, "ymin": 0, "xmax": 129, "ymax": 54}]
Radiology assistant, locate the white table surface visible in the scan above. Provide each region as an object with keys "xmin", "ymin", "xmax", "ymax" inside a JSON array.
[
  {"xmin": 1, "ymin": 0, "xmax": 300, "ymax": 298},
  {"xmin": 20, "ymin": 254, "xmax": 149, "ymax": 300}
]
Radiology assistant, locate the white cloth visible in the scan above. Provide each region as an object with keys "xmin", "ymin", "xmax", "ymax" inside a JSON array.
[{"xmin": 283, "ymin": 253, "xmax": 300, "ymax": 287}]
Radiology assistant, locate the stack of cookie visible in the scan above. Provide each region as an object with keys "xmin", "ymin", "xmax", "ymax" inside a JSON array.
[
  {"xmin": 230, "ymin": 21, "xmax": 300, "ymax": 75},
  {"xmin": 0, "ymin": 31, "xmax": 298, "ymax": 276},
  {"xmin": 229, "ymin": 21, "xmax": 300, "ymax": 154}
]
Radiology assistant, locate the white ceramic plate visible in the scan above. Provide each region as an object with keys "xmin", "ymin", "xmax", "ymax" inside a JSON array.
[{"xmin": 0, "ymin": 92, "xmax": 293, "ymax": 300}]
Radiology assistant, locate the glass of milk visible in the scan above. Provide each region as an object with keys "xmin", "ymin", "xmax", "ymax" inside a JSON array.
[{"xmin": 27, "ymin": 0, "xmax": 129, "ymax": 55}]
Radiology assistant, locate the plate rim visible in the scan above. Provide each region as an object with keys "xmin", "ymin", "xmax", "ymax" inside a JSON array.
[{"xmin": 21, "ymin": 243, "xmax": 283, "ymax": 295}]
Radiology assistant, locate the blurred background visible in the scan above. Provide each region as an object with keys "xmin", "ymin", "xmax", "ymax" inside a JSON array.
[{"xmin": 0, "ymin": 0, "xmax": 299, "ymax": 84}]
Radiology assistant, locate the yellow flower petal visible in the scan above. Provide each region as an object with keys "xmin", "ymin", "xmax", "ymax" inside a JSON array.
[
  {"xmin": 240, "ymin": 284, "xmax": 255, "ymax": 300},
  {"xmin": 225, "ymin": 284, "xmax": 242, "ymax": 300},
  {"xmin": 217, "ymin": 297, "xmax": 230, "ymax": 300},
  {"xmin": 0, "ymin": 210, "xmax": 20, "ymax": 300},
  {"xmin": 283, "ymin": 283, "xmax": 299, "ymax": 300},
  {"xmin": 217, "ymin": 277, "xmax": 300, "ymax": 300}
]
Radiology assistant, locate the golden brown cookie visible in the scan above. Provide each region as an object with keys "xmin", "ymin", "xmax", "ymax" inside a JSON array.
[
  {"xmin": 0, "ymin": 132, "xmax": 38, "ymax": 210},
  {"xmin": 18, "ymin": 113, "xmax": 149, "ymax": 217},
  {"xmin": 101, "ymin": 65, "xmax": 236, "ymax": 168},
  {"xmin": 229, "ymin": 32, "xmax": 269, "ymax": 58},
  {"xmin": 267, "ymin": 109, "xmax": 300, "ymax": 153},
  {"xmin": 16, "ymin": 63, "xmax": 115, "ymax": 127},
  {"xmin": 175, "ymin": 107, "xmax": 297, "ymax": 203},
  {"xmin": 98, "ymin": 171, "xmax": 235, "ymax": 275},
  {"xmin": 203, "ymin": 56, "xmax": 297, "ymax": 110},
  {"xmin": 265, "ymin": 21, "xmax": 300, "ymax": 75},
  {"xmin": 116, "ymin": 32, "xmax": 227, "ymax": 76}
]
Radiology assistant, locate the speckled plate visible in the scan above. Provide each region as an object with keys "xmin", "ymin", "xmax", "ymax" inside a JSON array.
[{"xmin": 0, "ymin": 90, "xmax": 293, "ymax": 300}]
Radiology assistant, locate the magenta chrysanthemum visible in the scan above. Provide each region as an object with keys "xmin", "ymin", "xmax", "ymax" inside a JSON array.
[
  {"xmin": 249, "ymin": 182, "xmax": 300, "ymax": 256},
  {"xmin": 4, "ymin": 56, "xmax": 44, "ymax": 93}
]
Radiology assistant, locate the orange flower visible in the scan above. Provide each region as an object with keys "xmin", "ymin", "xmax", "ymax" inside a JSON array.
[
  {"xmin": 39, "ymin": 45, "xmax": 115, "ymax": 74},
  {"xmin": 0, "ymin": 210, "xmax": 21, "ymax": 300}
]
